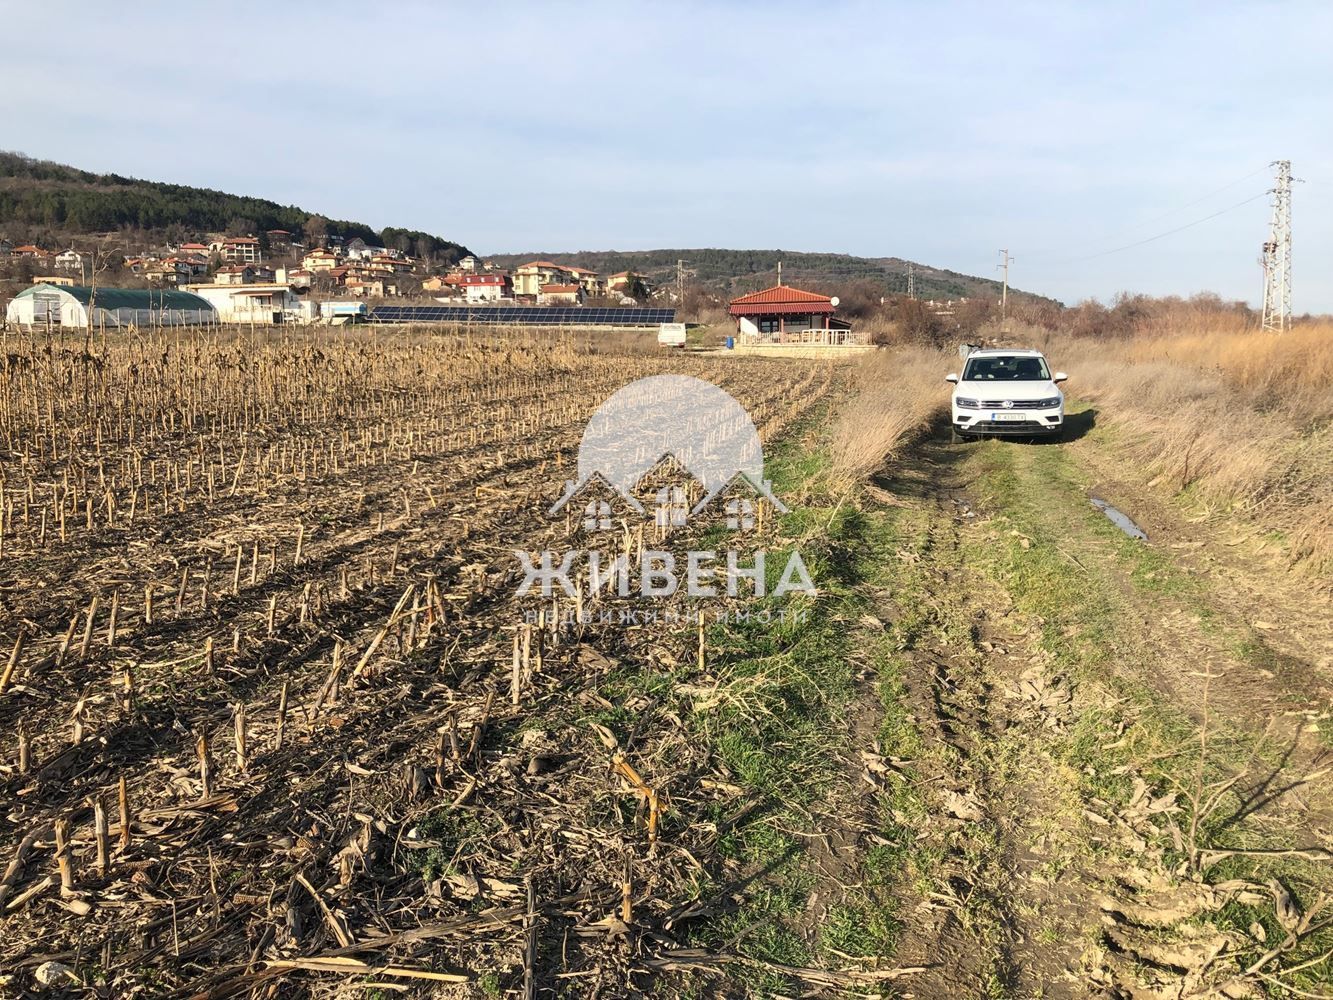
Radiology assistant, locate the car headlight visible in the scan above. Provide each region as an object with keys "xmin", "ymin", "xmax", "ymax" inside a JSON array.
[
  {"xmin": 1029, "ymin": 396, "xmax": 1062, "ymax": 409},
  {"xmin": 955, "ymin": 397, "xmax": 979, "ymax": 409}
]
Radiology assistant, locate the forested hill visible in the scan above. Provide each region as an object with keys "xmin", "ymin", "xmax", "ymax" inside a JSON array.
[
  {"xmin": 0, "ymin": 151, "xmax": 470, "ymax": 260},
  {"xmin": 487, "ymin": 248, "xmax": 1054, "ymax": 303}
]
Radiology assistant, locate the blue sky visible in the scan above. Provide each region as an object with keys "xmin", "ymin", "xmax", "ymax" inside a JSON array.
[{"xmin": 4, "ymin": 1, "xmax": 1332, "ymax": 310}]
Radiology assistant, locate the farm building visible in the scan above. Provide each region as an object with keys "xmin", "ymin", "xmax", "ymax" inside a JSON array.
[
  {"xmin": 184, "ymin": 282, "xmax": 310, "ymax": 324},
  {"xmin": 4, "ymin": 284, "xmax": 217, "ymax": 328}
]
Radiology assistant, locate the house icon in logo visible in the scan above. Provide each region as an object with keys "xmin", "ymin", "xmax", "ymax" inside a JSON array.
[{"xmin": 550, "ymin": 375, "xmax": 787, "ymax": 530}]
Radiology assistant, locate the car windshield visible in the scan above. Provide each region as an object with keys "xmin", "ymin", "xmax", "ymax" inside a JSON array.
[{"xmin": 962, "ymin": 355, "xmax": 1051, "ymax": 381}]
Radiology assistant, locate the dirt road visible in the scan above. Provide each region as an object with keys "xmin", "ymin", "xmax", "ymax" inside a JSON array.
[{"xmin": 801, "ymin": 404, "xmax": 1333, "ymax": 998}]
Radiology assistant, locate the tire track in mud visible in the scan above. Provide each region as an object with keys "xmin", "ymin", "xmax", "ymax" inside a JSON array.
[{"xmin": 875, "ymin": 452, "xmax": 1097, "ymax": 998}]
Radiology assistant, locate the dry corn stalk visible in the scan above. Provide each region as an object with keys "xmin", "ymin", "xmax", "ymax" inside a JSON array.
[{"xmin": 612, "ymin": 754, "xmax": 661, "ymax": 845}]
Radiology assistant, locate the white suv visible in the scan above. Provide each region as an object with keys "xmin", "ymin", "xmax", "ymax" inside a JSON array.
[{"xmin": 946, "ymin": 349, "xmax": 1068, "ymax": 439}]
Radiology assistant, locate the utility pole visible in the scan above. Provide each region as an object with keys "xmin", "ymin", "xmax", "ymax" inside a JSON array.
[
  {"xmin": 1261, "ymin": 159, "xmax": 1294, "ymax": 333},
  {"xmin": 675, "ymin": 258, "xmax": 690, "ymax": 305},
  {"xmin": 996, "ymin": 249, "xmax": 1012, "ymax": 322},
  {"xmin": 777, "ymin": 260, "xmax": 782, "ymax": 286},
  {"xmin": 905, "ymin": 262, "xmax": 916, "ymax": 300}
]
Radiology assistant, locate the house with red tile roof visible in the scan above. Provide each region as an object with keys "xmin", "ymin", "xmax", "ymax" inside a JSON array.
[
  {"xmin": 303, "ymin": 248, "xmax": 341, "ymax": 271},
  {"xmin": 213, "ymin": 236, "xmax": 262, "ymax": 264},
  {"xmin": 728, "ymin": 284, "xmax": 837, "ymax": 341},
  {"xmin": 513, "ymin": 260, "xmax": 576, "ymax": 297},
  {"xmin": 537, "ymin": 283, "xmax": 583, "ymax": 305},
  {"xmin": 563, "ymin": 265, "xmax": 604, "ymax": 296},
  {"xmin": 461, "ymin": 272, "xmax": 512, "ymax": 303}
]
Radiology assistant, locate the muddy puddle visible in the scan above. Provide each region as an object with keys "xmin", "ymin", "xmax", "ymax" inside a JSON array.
[{"xmin": 1091, "ymin": 497, "xmax": 1148, "ymax": 541}]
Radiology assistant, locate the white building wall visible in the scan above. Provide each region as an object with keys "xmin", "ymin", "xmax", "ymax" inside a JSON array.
[
  {"xmin": 465, "ymin": 284, "xmax": 507, "ymax": 303},
  {"xmin": 187, "ymin": 285, "xmax": 302, "ymax": 323}
]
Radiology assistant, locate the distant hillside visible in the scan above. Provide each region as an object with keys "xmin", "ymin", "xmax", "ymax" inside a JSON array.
[
  {"xmin": 486, "ymin": 248, "xmax": 1056, "ymax": 304},
  {"xmin": 0, "ymin": 151, "xmax": 470, "ymax": 262}
]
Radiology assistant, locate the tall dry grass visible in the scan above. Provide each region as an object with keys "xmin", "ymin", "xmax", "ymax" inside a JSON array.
[
  {"xmin": 1055, "ymin": 323, "xmax": 1333, "ymax": 576},
  {"xmin": 826, "ymin": 346, "xmax": 952, "ymax": 489},
  {"xmin": 1117, "ymin": 324, "xmax": 1333, "ymax": 422}
]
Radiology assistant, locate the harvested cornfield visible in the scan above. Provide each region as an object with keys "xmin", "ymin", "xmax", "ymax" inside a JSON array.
[{"xmin": 0, "ymin": 327, "xmax": 846, "ymax": 997}]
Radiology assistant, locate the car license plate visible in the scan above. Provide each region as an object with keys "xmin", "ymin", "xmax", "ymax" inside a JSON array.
[{"xmin": 991, "ymin": 412, "xmax": 1026, "ymax": 421}]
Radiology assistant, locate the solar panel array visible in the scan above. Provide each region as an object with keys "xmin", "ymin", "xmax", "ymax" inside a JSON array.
[{"xmin": 368, "ymin": 305, "xmax": 676, "ymax": 327}]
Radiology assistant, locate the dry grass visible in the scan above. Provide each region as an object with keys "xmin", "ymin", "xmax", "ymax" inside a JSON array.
[
  {"xmin": 825, "ymin": 347, "xmax": 952, "ymax": 489},
  {"xmin": 1054, "ymin": 324, "xmax": 1333, "ymax": 576}
]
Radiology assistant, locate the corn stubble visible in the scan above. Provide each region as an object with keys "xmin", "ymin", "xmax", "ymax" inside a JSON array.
[{"xmin": 0, "ymin": 325, "xmax": 853, "ymax": 995}]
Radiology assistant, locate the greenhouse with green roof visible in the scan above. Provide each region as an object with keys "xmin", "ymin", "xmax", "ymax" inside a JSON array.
[{"xmin": 4, "ymin": 283, "xmax": 218, "ymax": 329}]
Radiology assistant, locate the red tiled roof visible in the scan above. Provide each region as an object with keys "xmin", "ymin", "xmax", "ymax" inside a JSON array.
[
  {"xmin": 728, "ymin": 284, "xmax": 835, "ymax": 315},
  {"xmin": 519, "ymin": 260, "xmax": 569, "ymax": 270},
  {"xmin": 463, "ymin": 273, "xmax": 508, "ymax": 284},
  {"xmin": 540, "ymin": 284, "xmax": 579, "ymax": 294},
  {"xmin": 223, "ymin": 237, "xmax": 259, "ymax": 244}
]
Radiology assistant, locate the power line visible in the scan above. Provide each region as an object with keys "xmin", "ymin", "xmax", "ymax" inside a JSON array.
[
  {"xmin": 1096, "ymin": 164, "xmax": 1270, "ymax": 240},
  {"xmin": 1069, "ymin": 191, "xmax": 1269, "ymax": 261}
]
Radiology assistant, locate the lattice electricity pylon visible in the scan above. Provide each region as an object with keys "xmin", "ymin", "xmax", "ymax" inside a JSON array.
[{"xmin": 1261, "ymin": 160, "xmax": 1293, "ymax": 333}]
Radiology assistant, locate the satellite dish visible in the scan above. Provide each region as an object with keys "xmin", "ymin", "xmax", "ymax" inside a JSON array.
[{"xmin": 830, "ymin": 296, "xmax": 840, "ymax": 307}]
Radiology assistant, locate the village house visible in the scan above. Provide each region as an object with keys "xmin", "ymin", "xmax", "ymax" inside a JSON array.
[
  {"xmin": 13, "ymin": 245, "xmax": 53, "ymax": 263},
  {"xmin": 565, "ymin": 266, "xmax": 604, "ymax": 296},
  {"xmin": 31, "ymin": 274, "xmax": 76, "ymax": 287},
  {"xmin": 142, "ymin": 260, "xmax": 193, "ymax": 285},
  {"xmin": 215, "ymin": 264, "xmax": 275, "ymax": 285},
  {"xmin": 367, "ymin": 254, "xmax": 414, "ymax": 276},
  {"xmin": 302, "ymin": 248, "xmax": 340, "ymax": 272},
  {"xmin": 345, "ymin": 278, "xmax": 397, "ymax": 298},
  {"xmin": 512, "ymin": 260, "xmax": 575, "ymax": 298},
  {"xmin": 605, "ymin": 271, "xmax": 652, "ymax": 301},
  {"xmin": 461, "ymin": 272, "xmax": 512, "ymax": 303},
  {"xmin": 344, "ymin": 238, "xmax": 398, "ymax": 262},
  {"xmin": 265, "ymin": 229, "xmax": 293, "ymax": 249},
  {"xmin": 55, "ymin": 249, "xmax": 84, "ymax": 272},
  {"xmin": 728, "ymin": 283, "xmax": 859, "ymax": 345},
  {"xmin": 420, "ymin": 275, "xmax": 455, "ymax": 293},
  {"xmin": 457, "ymin": 255, "xmax": 479, "ymax": 272},
  {"xmin": 177, "ymin": 242, "xmax": 210, "ymax": 258},
  {"xmin": 285, "ymin": 268, "xmax": 312, "ymax": 290},
  {"xmin": 173, "ymin": 255, "xmax": 210, "ymax": 278},
  {"xmin": 538, "ymin": 283, "xmax": 583, "ymax": 306},
  {"xmin": 213, "ymin": 237, "xmax": 262, "ymax": 264}
]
